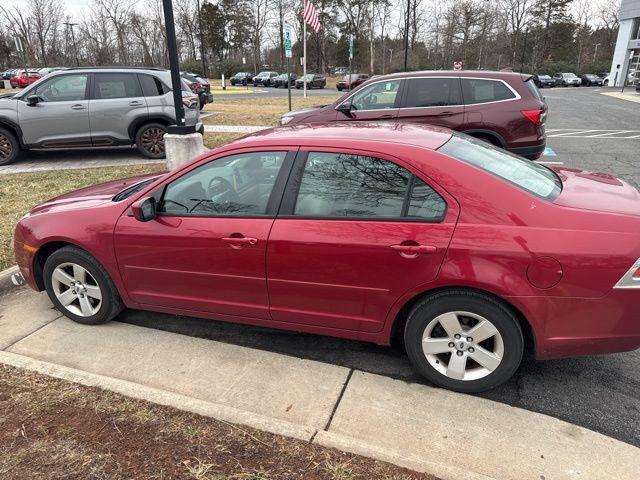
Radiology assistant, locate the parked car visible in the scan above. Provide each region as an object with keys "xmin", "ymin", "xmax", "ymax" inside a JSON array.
[
  {"xmin": 10, "ymin": 70, "xmax": 42, "ymax": 88},
  {"xmin": 333, "ymin": 66, "xmax": 348, "ymax": 75},
  {"xmin": 272, "ymin": 73, "xmax": 297, "ymax": 88},
  {"xmin": 229, "ymin": 72, "xmax": 254, "ymax": 86},
  {"xmin": 14, "ymin": 122, "xmax": 640, "ymax": 393},
  {"xmin": 281, "ymin": 70, "xmax": 547, "ymax": 160},
  {"xmin": 295, "ymin": 74, "xmax": 326, "ymax": 89},
  {"xmin": 336, "ymin": 73, "xmax": 370, "ymax": 91},
  {"xmin": 181, "ymin": 72, "xmax": 213, "ymax": 110},
  {"xmin": 2, "ymin": 69, "xmax": 15, "ymax": 80},
  {"xmin": 581, "ymin": 74, "xmax": 603, "ymax": 86},
  {"xmin": 532, "ymin": 74, "xmax": 554, "ymax": 88},
  {"xmin": 0, "ymin": 67, "xmax": 202, "ymax": 165},
  {"xmin": 553, "ymin": 72, "xmax": 581, "ymax": 87},
  {"xmin": 252, "ymin": 71, "xmax": 279, "ymax": 87}
]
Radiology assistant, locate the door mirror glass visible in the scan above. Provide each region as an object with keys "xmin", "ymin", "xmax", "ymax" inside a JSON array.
[
  {"xmin": 337, "ymin": 101, "xmax": 353, "ymax": 113},
  {"xmin": 26, "ymin": 95, "xmax": 42, "ymax": 106},
  {"xmin": 132, "ymin": 197, "xmax": 157, "ymax": 222}
]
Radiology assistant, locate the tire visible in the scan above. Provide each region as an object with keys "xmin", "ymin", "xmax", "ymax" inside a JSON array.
[
  {"xmin": 0, "ymin": 127, "xmax": 20, "ymax": 166},
  {"xmin": 404, "ymin": 290, "xmax": 524, "ymax": 393},
  {"xmin": 604, "ymin": 79, "xmax": 609, "ymax": 86},
  {"xmin": 135, "ymin": 122, "xmax": 167, "ymax": 159},
  {"xmin": 337, "ymin": 87, "xmax": 342, "ymax": 91},
  {"xmin": 43, "ymin": 246, "xmax": 123, "ymax": 325}
]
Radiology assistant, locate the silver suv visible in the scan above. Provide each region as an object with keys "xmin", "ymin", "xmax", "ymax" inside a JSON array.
[{"xmin": 0, "ymin": 67, "xmax": 204, "ymax": 165}]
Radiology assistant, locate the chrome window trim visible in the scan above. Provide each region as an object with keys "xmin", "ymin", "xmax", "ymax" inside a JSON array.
[{"xmin": 334, "ymin": 75, "xmax": 521, "ymax": 112}]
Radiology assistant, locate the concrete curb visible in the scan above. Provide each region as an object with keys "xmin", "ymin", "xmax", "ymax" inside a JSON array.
[
  {"xmin": 0, "ymin": 350, "xmax": 315, "ymax": 442},
  {"xmin": 0, "ymin": 265, "xmax": 20, "ymax": 295}
]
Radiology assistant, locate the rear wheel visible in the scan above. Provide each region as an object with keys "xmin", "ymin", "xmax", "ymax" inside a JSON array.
[
  {"xmin": 404, "ymin": 290, "xmax": 524, "ymax": 393},
  {"xmin": 43, "ymin": 246, "xmax": 123, "ymax": 325},
  {"xmin": 136, "ymin": 122, "xmax": 167, "ymax": 159},
  {"xmin": 0, "ymin": 127, "xmax": 19, "ymax": 166}
]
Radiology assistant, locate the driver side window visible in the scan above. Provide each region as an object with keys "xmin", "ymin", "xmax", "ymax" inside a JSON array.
[
  {"xmin": 349, "ymin": 80, "xmax": 401, "ymax": 111},
  {"xmin": 159, "ymin": 151, "xmax": 288, "ymax": 217},
  {"xmin": 32, "ymin": 74, "xmax": 88, "ymax": 102}
]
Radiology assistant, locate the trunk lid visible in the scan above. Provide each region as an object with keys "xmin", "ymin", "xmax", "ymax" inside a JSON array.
[{"xmin": 551, "ymin": 166, "xmax": 640, "ymax": 216}]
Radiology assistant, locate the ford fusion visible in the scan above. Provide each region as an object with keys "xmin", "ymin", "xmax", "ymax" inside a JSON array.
[{"xmin": 14, "ymin": 123, "xmax": 640, "ymax": 392}]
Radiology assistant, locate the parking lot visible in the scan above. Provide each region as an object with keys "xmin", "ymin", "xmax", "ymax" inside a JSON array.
[{"xmin": 3, "ymin": 86, "xmax": 640, "ymax": 448}]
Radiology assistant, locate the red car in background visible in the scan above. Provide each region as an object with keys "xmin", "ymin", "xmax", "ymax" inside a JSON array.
[
  {"xmin": 13, "ymin": 123, "xmax": 640, "ymax": 393},
  {"xmin": 281, "ymin": 70, "xmax": 547, "ymax": 160},
  {"xmin": 10, "ymin": 69, "xmax": 41, "ymax": 88},
  {"xmin": 336, "ymin": 73, "xmax": 370, "ymax": 91}
]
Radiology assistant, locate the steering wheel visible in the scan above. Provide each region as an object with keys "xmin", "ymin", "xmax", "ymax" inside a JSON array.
[{"xmin": 207, "ymin": 176, "xmax": 240, "ymax": 205}]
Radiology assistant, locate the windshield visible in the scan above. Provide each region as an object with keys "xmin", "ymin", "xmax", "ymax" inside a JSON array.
[
  {"xmin": 539, "ymin": 75, "xmax": 550, "ymax": 80},
  {"xmin": 438, "ymin": 133, "xmax": 562, "ymax": 201},
  {"xmin": 564, "ymin": 73, "xmax": 577, "ymax": 78}
]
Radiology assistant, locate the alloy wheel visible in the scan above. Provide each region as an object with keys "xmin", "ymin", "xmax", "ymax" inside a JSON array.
[
  {"xmin": 421, "ymin": 311, "xmax": 504, "ymax": 381},
  {"xmin": 51, "ymin": 262, "xmax": 102, "ymax": 317},
  {"xmin": 140, "ymin": 127, "xmax": 166, "ymax": 156},
  {"xmin": 0, "ymin": 132, "xmax": 13, "ymax": 162}
]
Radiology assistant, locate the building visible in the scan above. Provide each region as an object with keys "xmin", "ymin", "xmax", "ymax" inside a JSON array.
[{"xmin": 609, "ymin": 0, "xmax": 640, "ymax": 86}]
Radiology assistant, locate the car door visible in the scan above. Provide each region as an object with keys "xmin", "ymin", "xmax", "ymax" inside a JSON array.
[
  {"xmin": 89, "ymin": 72, "xmax": 148, "ymax": 146},
  {"xmin": 335, "ymin": 79, "xmax": 403, "ymax": 122},
  {"xmin": 17, "ymin": 73, "xmax": 90, "ymax": 147},
  {"xmin": 396, "ymin": 77, "xmax": 465, "ymax": 129},
  {"xmin": 266, "ymin": 148, "xmax": 459, "ymax": 333},
  {"xmin": 114, "ymin": 148, "xmax": 296, "ymax": 319}
]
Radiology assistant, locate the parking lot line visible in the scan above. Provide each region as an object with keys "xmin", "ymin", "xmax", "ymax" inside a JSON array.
[{"xmin": 550, "ymin": 129, "xmax": 600, "ymax": 137}]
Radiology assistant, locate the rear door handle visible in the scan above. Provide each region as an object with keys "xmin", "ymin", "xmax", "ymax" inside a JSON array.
[
  {"xmin": 221, "ymin": 236, "xmax": 258, "ymax": 248},
  {"xmin": 380, "ymin": 114, "xmax": 395, "ymax": 119},
  {"xmin": 390, "ymin": 244, "xmax": 437, "ymax": 255},
  {"xmin": 438, "ymin": 111, "xmax": 455, "ymax": 116},
  {"xmin": 129, "ymin": 101, "xmax": 143, "ymax": 107},
  {"xmin": 71, "ymin": 104, "xmax": 86, "ymax": 110}
]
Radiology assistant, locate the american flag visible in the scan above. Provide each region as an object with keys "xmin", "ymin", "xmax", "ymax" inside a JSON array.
[{"xmin": 303, "ymin": 0, "xmax": 321, "ymax": 33}]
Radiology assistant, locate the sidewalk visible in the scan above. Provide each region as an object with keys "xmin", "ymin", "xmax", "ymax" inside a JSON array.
[
  {"xmin": 601, "ymin": 90, "xmax": 640, "ymax": 104},
  {"xmin": 1, "ymin": 286, "xmax": 638, "ymax": 480}
]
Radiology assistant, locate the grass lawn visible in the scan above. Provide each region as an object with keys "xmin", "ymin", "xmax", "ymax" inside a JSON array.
[
  {"xmin": 202, "ymin": 95, "xmax": 340, "ymax": 127},
  {"xmin": 0, "ymin": 365, "xmax": 434, "ymax": 480}
]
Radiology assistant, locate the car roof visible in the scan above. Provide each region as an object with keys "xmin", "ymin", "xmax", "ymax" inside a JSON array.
[
  {"xmin": 365, "ymin": 69, "xmax": 531, "ymax": 83},
  {"xmin": 220, "ymin": 122, "xmax": 453, "ymax": 152}
]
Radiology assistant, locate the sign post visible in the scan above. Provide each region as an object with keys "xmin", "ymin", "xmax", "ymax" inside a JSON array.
[
  {"xmin": 348, "ymin": 35, "xmax": 354, "ymax": 91},
  {"xmin": 15, "ymin": 37, "xmax": 29, "ymax": 84},
  {"xmin": 284, "ymin": 23, "xmax": 293, "ymax": 112}
]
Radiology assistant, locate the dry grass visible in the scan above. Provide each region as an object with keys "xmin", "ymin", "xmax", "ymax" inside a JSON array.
[
  {"xmin": 203, "ymin": 132, "xmax": 246, "ymax": 149},
  {"xmin": 0, "ymin": 163, "xmax": 164, "ymax": 271},
  {"xmin": 0, "ymin": 365, "xmax": 436, "ymax": 480},
  {"xmin": 203, "ymin": 95, "xmax": 340, "ymax": 126}
]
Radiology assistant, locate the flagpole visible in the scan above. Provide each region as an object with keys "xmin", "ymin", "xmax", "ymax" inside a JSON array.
[{"xmin": 303, "ymin": 19, "xmax": 307, "ymax": 98}]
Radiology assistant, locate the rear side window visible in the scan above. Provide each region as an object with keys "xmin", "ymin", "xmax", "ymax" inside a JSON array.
[
  {"xmin": 404, "ymin": 77, "xmax": 462, "ymax": 107},
  {"xmin": 524, "ymin": 78, "xmax": 543, "ymax": 101},
  {"xmin": 292, "ymin": 152, "xmax": 446, "ymax": 221},
  {"xmin": 462, "ymin": 79, "xmax": 516, "ymax": 104},
  {"xmin": 93, "ymin": 73, "xmax": 142, "ymax": 99},
  {"xmin": 438, "ymin": 134, "xmax": 562, "ymax": 200},
  {"xmin": 139, "ymin": 74, "xmax": 168, "ymax": 96}
]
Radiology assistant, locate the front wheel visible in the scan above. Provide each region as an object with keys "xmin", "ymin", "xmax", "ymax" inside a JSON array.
[
  {"xmin": 43, "ymin": 246, "xmax": 123, "ymax": 325},
  {"xmin": 136, "ymin": 122, "xmax": 167, "ymax": 159},
  {"xmin": 0, "ymin": 127, "xmax": 20, "ymax": 166},
  {"xmin": 404, "ymin": 290, "xmax": 524, "ymax": 393}
]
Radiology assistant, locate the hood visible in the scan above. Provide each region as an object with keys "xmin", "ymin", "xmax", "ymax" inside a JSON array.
[
  {"xmin": 282, "ymin": 105, "xmax": 327, "ymax": 118},
  {"xmin": 552, "ymin": 166, "xmax": 640, "ymax": 216},
  {"xmin": 29, "ymin": 173, "xmax": 164, "ymax": 215}
]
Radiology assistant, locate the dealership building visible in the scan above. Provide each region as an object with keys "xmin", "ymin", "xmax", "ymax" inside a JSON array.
[{"xmin": 609, "ymin": 0, "xmax": 640, "ymax": 86}]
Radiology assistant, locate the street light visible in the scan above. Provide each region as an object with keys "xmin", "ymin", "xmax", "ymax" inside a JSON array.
[
  {"xmin": 195, "ymin": 0, "xmax": 207, "ymax": 77},
  {"xmin": 162, "ymin": 0, "xmax": 194, "ymax": 134},
  {"xmin": 403, "ymin": 0, "xmax": 410, "ymax": 71},
  {"xmin": 64, "ymin": 22, "xmax": 80, "ymax": 67}
]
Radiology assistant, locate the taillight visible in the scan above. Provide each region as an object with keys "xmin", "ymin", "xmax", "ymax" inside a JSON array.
[
  {"xmin": 521, "ymin": 109, "xmax": 545, "ymax": 126},
  {"xmin": 182, "ymin": 95, "xmax": 198, "ymax": 108},
  {"xmin": 194, "ymin": 83, "xmax": 203, "ymax": 90}
]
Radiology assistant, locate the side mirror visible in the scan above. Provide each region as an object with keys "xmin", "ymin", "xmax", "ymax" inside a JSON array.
[
  {"xmin": 131, "ymin": 197, "xmax": 157, "ymax": 222},
  {"xmin": 26, "ymin": 95, "xmax": 42, "ymax": 106},
  {"xmin": 337, "ymin": 101, "xmax": 353, "ymax": 114}
]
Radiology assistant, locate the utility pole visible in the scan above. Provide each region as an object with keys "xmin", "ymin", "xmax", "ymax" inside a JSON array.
[
  {"xmin": 593, "ymin": 43, "xmax": 600, "ymax": 64},
  {"xmin": 403, "ymin": 0, "xmax": 410, "ymax": 71},
  {"xmin": 195, "ymin": 0, "xmax": 207, "ymax": 77},
  {"xmin": 64, "ymin": 22, "xmax": 80, "ymax": 66}
]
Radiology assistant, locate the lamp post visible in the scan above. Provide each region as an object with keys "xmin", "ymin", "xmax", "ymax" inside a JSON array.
[
  {"xmin": 64, "ymin": 22, "xmax": 80, "ymax": 67},
  {"xmin": 195, "ymin": 0, "xmax": 207, "ymax": 77},
  {"xmin": 403, "ymin": 0, "xmax": 410, "ymax": 71},
  {"xmin": 162, "ymin": 0, "xmax": 194, "ymax": 134}
]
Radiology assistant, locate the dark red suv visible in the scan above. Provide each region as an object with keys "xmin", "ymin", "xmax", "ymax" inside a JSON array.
[
  {"xmin": 280, "ymin": 70, "xmax": 547, "ymax": 159},
  {"xmin": 336, "ymin": 73, "xmax": 370, "ymax": 91}
]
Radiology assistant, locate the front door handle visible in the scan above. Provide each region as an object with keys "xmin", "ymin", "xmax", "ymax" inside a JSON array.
[
  {"xmin": 221, "ymin": 235, "xmax": 258, "ymax": 249},
  {"xmin": 129, "ymin": 101, "xmax": 143, "ymax": 107},
  {"xmin": 390, "ymin": 244, "xmax": 437, "ymax": 258},
  {"xmin": 379, "ymin": 114, "xmax": 395, "ymax": 119},
  {"xmin": 438, "ymin": 111, "xmax": 455, "ymax": 116},
  {"xmin": 71, "ymin": 104, "xmax": 86, "ymax": 110}
]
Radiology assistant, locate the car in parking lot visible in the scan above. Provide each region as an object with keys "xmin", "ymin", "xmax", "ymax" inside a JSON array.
[
  {"xmin": 230, "ymin": 72, "xmax": 254, "ymax": 86},
  {"xmin": 181, "ymin": 72, "xmax": 213, "ymax": 109},
  {"xmin": 553, "ymin": 72, "xmax": 581, "ymax": 87},
  {"xmin": 295, "ymin": 74, "xmax": 326, "ymax": 89},
  {"xmin": 281, "ymin": 70, "xmax": 547, "ymax": 160},
  {"xmin": 273, "ymin": 73, "xmax": 297, "ymax": 88},
  {"xmin": 336, "ymin": 73, "xmax": 370, "ymax": 91},
  {"xmin": 10, "ymin": 69, "xmax": 41, "ymax": 88},
  {"xmin": 14, "ymin": 122, "xmax": 640, "ymax": 393},
  {"xmin": 532, "ymin": 74, "xmax": 555, "ymax": 88},
  {"xmin": 581, "ymin": 74, "xmax": 603, "ymax": 86},
  {"xmin": 0, "ymin": 67, "xmax": 202, "ymax": 165},
  {"xmin": 253, "ymin": 71, "xmax": 279, "ymax": 87}
]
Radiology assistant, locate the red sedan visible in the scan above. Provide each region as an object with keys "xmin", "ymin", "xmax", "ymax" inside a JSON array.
[
  {"xmin": 10, "ymin": 70, "xmax": 41, "ymax": 88},
  {"xmin": 13, "ymin": 124, "xmax": 640, "ymax": 392}
]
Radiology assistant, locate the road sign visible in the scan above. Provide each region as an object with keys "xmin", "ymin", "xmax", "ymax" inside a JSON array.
[
  {"xmin": 14, "ymin": 37, "xmax": 24, "ymax": 53},
  {"xmin": 284, "ymin": 24, "xmax": 293, "ymax": 59},
  {"xmin": 453, "ymin": 61, "xmax": 462, "ymax": 71},
  {"xmin": 349, "ymin": 35, "xmax": 354, "ymax": 60}
]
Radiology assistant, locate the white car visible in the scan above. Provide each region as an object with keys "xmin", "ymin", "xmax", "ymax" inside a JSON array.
[{"xmin": 553, "ymin": 72, "xmax": 581, "ymax": 87}]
